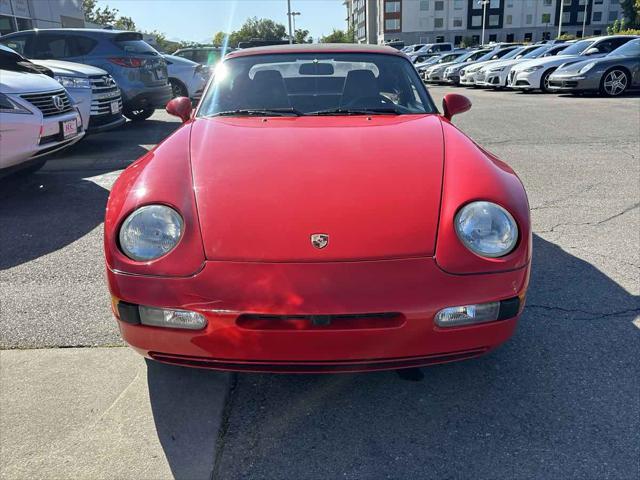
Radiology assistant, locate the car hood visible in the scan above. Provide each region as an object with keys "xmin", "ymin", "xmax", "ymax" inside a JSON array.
[
  {"xmin": 30, "ymin": 59, "xmax": 107, "ymax": 76},
  {"xmin": 428, "ymin": 60, "xmax": 459, "ymax": 71},
  {"xmin": 513, "ymin": 54, "xmax": 598, "ymax": 71},
  {"xmin": 189, "ymin": 115, "xmax": 445, "ymax": 262},
  {"xmin": 479, "ymin": 58, "xmax": 525, "ymax": 71},
  {"xmin": 0, "ymin": 69, "xmax": 63, "ymax": 94},
  {"xmin": 554, "ymin": 56, "xmax": 626, "ymax": 74}
]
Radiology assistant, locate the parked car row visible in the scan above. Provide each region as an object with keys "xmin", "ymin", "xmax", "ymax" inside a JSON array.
[
  {"xmin": 420, "ymin": 35, "xmax": 639, "ymax": 97},
  {"xmin": 0, "ymin": 28, "xmax": 213, "ymax": 178}
]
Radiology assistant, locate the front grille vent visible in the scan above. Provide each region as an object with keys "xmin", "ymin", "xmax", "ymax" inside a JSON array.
[{"xmin": 20, "ymin": 89, "xmax": 73, "ymax": 117}]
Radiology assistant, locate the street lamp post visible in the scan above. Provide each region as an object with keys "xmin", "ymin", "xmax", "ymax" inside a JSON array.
[
  {"xmin": 478, "ymin": 0, "xmax": 489, "ymax": 46},
  {"xmin": 290, "ymin": 11, "xmax": 301, "ymax": 35},
  {"xmin": 558, "ymin": 0, "xmax": 565, "ymax": 39},
  {"xmin": 287, "ymin": 0, "xmax": 293, "ymax": 44},
  {"xmin": 581, "ymin": 0, "xmax": 590, "ymax": 38}
]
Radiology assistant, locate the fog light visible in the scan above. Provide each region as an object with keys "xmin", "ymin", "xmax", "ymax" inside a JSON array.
[
  {"xmin": 139, "ymin": 306, "xmax": 207, "ymax": 330},
  {"xmin": 435, "ymin": 302, "xmax": 500, "ymax": 327}
]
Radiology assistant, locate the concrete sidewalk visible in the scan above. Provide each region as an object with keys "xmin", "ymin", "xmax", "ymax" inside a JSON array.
[{"xmin": 0, "ymin": 347, "xmax": 230, "ymax": 480}]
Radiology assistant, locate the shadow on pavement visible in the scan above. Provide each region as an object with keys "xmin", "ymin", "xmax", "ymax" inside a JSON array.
[
  {"xmin": 146, "ymin": 360, "xmax": 229, "ymax": 480},
  {"xmin": 141, "ymin": 234, "xmax": 636, "ymax": 480}
]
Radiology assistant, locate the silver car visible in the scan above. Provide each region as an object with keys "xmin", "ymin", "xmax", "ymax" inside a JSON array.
[
  {"xmin": 163, "ymin": 54, "xmax": 209, "ymax": 102},
  {"xmin": 548, "ymin": 38, "xmax": 640, "ymax": 96}
]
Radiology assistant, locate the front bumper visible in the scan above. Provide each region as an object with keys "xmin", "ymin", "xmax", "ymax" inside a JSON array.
[
  {"xmin": 459, "ymin": 73, "xmax": 477, "ymax": 86},
  {"xmin": 108, "ymin": 257, "xmax": 530, "ymax": 373},
  {"xmin": 547, "ymin": 74, "xmax": 599, "ymax": 92},
  {"xmin": 508, "ymin": 69, "xmax": 542, "ymax": 90}
]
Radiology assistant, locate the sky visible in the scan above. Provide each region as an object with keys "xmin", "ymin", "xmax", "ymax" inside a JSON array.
[{"xmin": 95, "ymin": 0, "xmax": 347, "ymax": 43}]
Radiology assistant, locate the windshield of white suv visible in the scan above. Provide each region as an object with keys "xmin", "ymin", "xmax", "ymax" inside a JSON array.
[
  {"xmin": 198, "ymin": 52, "xmax": 437, "ymax": 116},
  {"xmin": 560, "ymin": 39, "xmax": 595, "ymax": 55},
  {"xmin": 608, "ymin": 38, "xmax": 640, "ymax": 57}
]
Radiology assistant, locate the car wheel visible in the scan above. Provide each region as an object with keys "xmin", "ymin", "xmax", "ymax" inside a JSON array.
[
  {"xmin": 540, "ymin": 69, "xmax": 556, "ymax": 93},
  {"xmin": 600, "ymin": 69, "xmax": 629, "ymax": 97},
  {"xmin": 124, "ymin": 107, "xmax": 155, "ymax": 122},
  {"xmin": 170, "ymin": 79, "xmax": 188, "ymax": 98}
]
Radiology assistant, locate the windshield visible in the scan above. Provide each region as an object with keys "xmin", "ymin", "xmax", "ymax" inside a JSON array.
[
  {"xmin": 500, "ymin": 47, "xmax": 527, "ymax": 60},
  {"xmin": 198, "ymin": 52, "xmax": 436, "ymax": 116},
  {"xmin": 522, "ymin": 46, "xmax": 551, "ymax": 58},
  {"xmin": 437, "ymin": 53, "xmax": 462, "ymax": 63},
  {"xmin": 560, "ymin": 40, "xmax": 595, "ymax": 56},
  {"xmin": 608, "ymin": 38, "xmax": 640, "ymax": 57}
]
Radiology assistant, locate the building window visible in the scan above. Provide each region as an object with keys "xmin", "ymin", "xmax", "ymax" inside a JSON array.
[
  {"xmin": 385, "ymin": 18, "xmax": 400, "ymax": 31},
  {"xmin": 506, "ymin": 33, "xmax": 514, "ymax": 42},
  {"xmin": 489, "ymin": 34, "xmax": 497, "ymax": 42},
  {"xmin": 434, "ymin": 17, "xmax": 444, "ymax": 28},
  {"xmin": 544, "ymin": 0, "xmax": 552, "ymax": 5},
  {"xmin": 563, "ymin": 0, "xmax": 571, "ymax": 5},
  {"xmin": 489, "ymin": 0, "xmax": 500, "ymax": 8},
  {"xmin": 489, "ymin": 14, "xmax": 500, "ymax": 26},
  {"xmin": 542, "ymin": 13, "xmax": 551, "ymax": 24},
  {"xmin": 453, "ymin": 17, "xmax": 463, "ymax": 27},
  {"xmin": 419, "ymin": 0, "xmax": 429, "ymax": 11},
  {"xmin": 0, "ymin": 15, "xmax": 16, "ymax": 36},
  {"xmin": 577, "ymin": 11, "xmax": 585, "ymax": 22},
  {"xmin": 593, "ymin": 29, "xmax": 601, "ymax": 35},
  {"xmin": 562, "ymin": 12, "xmax": 570, "ymax": 23},
  {"xmin": 15, "ymin": 17, "xmax": 32, "ymax": 30},
  {"xmin": 594, "ymin": 0, "xmax": 603, "ymax": 3},
  {"xmin": 592, "ymin": 11, "xmax": 602, "ymax": 21},
  {"xmin": 436, "ymin": 35, "xmax": 445, "ymax": 43},
  {"xmin": 608, "ymin": 11, "xmax": 618, "ymax": 21},
  {"xmin": 526, "ymin": 14, "xmax": 533, "ymax": 25},
  {"xmin": 542, "ymin": 31, "xmax": 551, "ymax": 40},
  {"xmin": 524, "ymin": 32, "xmax": 532, "ymax": 42},
  {"xmin": 385, "ymin": 1, "xmax": 401, "ymax": 13},
  {"xmin": 454, "ymin": 0, "xmax": 464, "ymax": 10},
  {"xmin": 454, "ymin": 35, "xmax": 463, "ymax": 45},
  {"xmin": 506, "ymin": 0, "xmax": 514, "ymax": 7},
  {"xmin": 472, "ymin": 15, "xmax": 482, "ymax": 27},
  {"xmin": 505, "ymin": 14, "xmax": 512, "ymax": 25},
  {"xmin": 434, "ymin": 1, "xmax": 444, "ymax": 11},
  {"xmin": 472, "ymin": 35, "xmax": 480, "ymax": 44}
]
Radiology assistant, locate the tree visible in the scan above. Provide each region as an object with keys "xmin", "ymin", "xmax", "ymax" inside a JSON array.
[
  {"xmin": 114, "ymin": 15, "xmax": 136, "ymax": 31},
  {"xmin": 620, "ymin": 0, "xmax": 639, "ymax": 27},
  {"xmin": 82, "ymin": 0, "xmax": 119, "ymax": 25},
  {"xmin": 294, "ymin": 29, "xmax": 312, "ymax": 44},
  {"xmin": 212, "ymin": 31, "xmax": 229, "ymax": 46},
  {"xmin": 320, "ymin": 28, "xmax": 354, "ymax": 43},
  {"xmin": 222, "ymin": 17, "xmax": 287, "ymax": 48}
]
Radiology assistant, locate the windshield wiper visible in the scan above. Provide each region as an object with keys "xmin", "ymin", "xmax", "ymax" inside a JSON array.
[
  {"xmin": 211, "ymin": 108, "xmax": 302, "ymax": 117},
  {"xmin": 308, "ymin": 107, "xmax": 401, "ymax": 116}
]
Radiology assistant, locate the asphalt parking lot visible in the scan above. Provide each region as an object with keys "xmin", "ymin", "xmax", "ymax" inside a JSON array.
[{"xmin": 1, "ymin": 86, "xmax": 638, "ymax": 479}]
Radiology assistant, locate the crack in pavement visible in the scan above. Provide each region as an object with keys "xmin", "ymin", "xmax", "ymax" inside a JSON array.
[
  {"xmin": 211, "ymin": 373, "xmax": 239, "ymax": 480},
  {"xmin": 526, "ymin": 304, "xmax": 640, "ymax": 321},
  {"xmin": 537, "ymin": 202, "xmax": 640, "ymax": 234}
]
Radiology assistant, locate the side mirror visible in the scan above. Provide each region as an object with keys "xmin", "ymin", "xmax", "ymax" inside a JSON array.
[
  {"xmin": 585, "ymin": 47, "xmax": 600, "ymax": 55},
  {"xmin": 166, "ymin": 97, "xmax": 193, "ymax": 123},
  {"xmin": 442, "ymin": 93, "xmax": 472, "ymax": 120}
]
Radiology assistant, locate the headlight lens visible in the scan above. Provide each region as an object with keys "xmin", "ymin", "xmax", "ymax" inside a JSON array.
[
  {"xmin": 455, "ymin": 201, "xmax": 518, "ymax": 258},
  {"xmin": 489, "ymin": 66, "xmax": 505, "ymax": 72},
  {"xmin": 54, "ymin": 75, "xmax": 91, "ymax": 89},
  {"xmin": 119, "ymin": 205, "xmax": 183, "ymax": 261},
  {"xmin": 523, "ymin": 65, "xmax": 544, "ymax": 73},
  {"xmin": 578, "ymin": 62, "xmax": 596, "ymax": 74},
  {"xmin": 0, "ymin": 93, "xmax": 31, "ymax": 114}
]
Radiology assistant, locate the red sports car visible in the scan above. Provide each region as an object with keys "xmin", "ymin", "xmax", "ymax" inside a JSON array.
[{"xmin": 105, "ymin": 44, "xmax": 531, "ymax": 373}]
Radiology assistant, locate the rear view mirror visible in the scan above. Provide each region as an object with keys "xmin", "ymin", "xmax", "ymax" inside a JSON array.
[
  {"xmin": 166, "ymin": 97, "xmax": 193, "ymax": 123},
  {"xmin": 442, "ymin": 93, "xmax": 472, "ymax": 121},
  {"xmin": 585, "ymin": 47, "xmax": 600, "ymax": 55}
]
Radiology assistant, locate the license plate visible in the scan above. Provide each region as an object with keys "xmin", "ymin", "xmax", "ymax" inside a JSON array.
[
  {"xmin": 110, "ymin": 100, "xmax": 120, "ymax": 114},
  {"xmin": 62, "ymin": 119, "xmax": 77, "ymax": 138}
]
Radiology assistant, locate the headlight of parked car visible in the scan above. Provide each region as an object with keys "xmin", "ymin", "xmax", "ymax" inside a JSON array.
[
  {"xmin": 0, "ymin": 93, "xmax": 31, "ymax": 114},
  {"xmin": 54, "ymin": 75, "xmax": 91, "ymax": 89},
  {"xmin": 578, "ymin": 62, "xmax": 596, "ymax": 74},
  {"xmin": 523, "ymin": 65, "xmax": 544, "ymax": 73},
  {"xmin": 119, "ymin": 205, "xmax": 184, "ymax": 261},
  {"xmin": 454, "ymin": 201, "xmax": 518, "ymax": 258},
  {"xmin": 489, "ymin": 66, "xmax": 505, "ymax": 72}
]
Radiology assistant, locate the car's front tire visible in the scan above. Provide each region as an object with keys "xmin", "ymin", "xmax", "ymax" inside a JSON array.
[
  {"xmin": 540, "ymin": 68, "xmax": 556, "ymax": 93},
  {"xmin": 170, "ymin": 78, "xmax": 189, "ymax": 99},
  {"xmin": 600, "ymin": 68, "xmax": 630, "ymax": 97},
  {"xmin": 124, "ymin": 107, "xmax": 155, "ymax": 122}
]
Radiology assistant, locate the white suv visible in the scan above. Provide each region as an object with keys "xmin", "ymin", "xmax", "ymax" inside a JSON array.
[{"xmin": 1, "ymin": 46, "xmax": 84, "ymax": 177}]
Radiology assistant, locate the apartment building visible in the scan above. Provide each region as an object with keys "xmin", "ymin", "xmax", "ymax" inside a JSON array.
[
  {"xmin": 345, "ymin": 0, "xmax": 625, "ymax": 46},
  {"xmin": 345, "ymin": 0, "xmax": 379, "ymax": 44},
  {"xmin": 0, "ymin": 0, "xmax": 85, "ymax": 36}
]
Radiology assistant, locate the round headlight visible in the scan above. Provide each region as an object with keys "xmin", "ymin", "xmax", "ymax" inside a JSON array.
[
  {"xmin": 455, "ymin": 201, "xmax": 518, "ymax": 258},
  {"xmin": 119, "ymin": 205, "xmax": 183, "ymax": 261}
]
